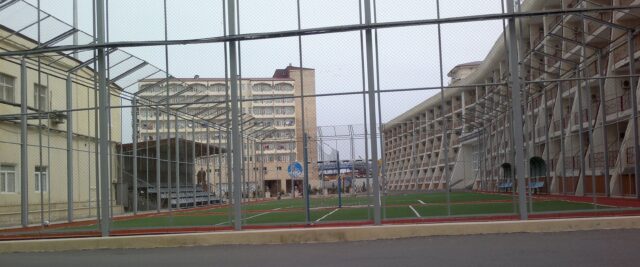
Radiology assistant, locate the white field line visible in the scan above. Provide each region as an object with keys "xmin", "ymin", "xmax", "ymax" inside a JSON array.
[
  {"xmin": 315, "ymin": 208, "xmax": 340, "ymax": 222},
  {"xmin": 409, "ymin": 205, "xmax": 421, "ymax": 218},
  {"xmin": 418, "ymin": 200, "xmax": 426, "ymax": 205},
  {"xmin": 215, "ymin": 207, "xmax": 282, "ymax": 225}
]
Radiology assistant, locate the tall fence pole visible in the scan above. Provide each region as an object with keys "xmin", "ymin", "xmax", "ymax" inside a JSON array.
[
  {"xmin": 505, "ymin": 0, "xmax": 528, "ymax": 220},
  {"xmin": 96, "ymin": 0, "xmax": 112, "ymax": 236},
  {"xmin": 363, "ymin": 0, "xmax": 382, "ymax": 225},
  {"xmin": 227, "ymin": 0, "xmax": 242, "ymax": 231},
  {"xmin": 132, "ymin": 98, "xmax": 138, "ymax": 214},
  {"xmin": 20, "ymin": 57, "xmax": 29, "ymax": 227},
  {"xmin": 155, "ymin": 107, "xmax": 161, "ymax": 212},
  {"xmin": 66, "ymin": 75, "xmax": 74, "ymax": 222}
]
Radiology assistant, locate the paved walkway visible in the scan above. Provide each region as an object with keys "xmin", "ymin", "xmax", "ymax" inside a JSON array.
[{"xmin": 1, "ymin": 229, "xmax": 639, "ymax": 267}]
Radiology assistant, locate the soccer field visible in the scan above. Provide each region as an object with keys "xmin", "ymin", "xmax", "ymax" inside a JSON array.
[{"xmin": 43, "ymin": 191, "xmax": 621, "ymax": 233}]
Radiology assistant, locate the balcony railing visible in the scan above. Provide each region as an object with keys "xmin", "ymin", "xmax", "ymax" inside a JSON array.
[
  {"xmin": 613, "ymin": 34, "xmax": 640, "ymax": 64},
  {"xmin": 586, "ymin": 12, "xmax": 612, "ymax": 34},
  {"xmin": 627, "ymin": 147, "xmax": 636, "ymax": 165},
  {"xmin": 452, "ymin": 101, "xmax": 461, "ymax": 111},
  {"xmin": 532, "ymin": 32, "xmax": 545, "ymax": 48},
  {"xmin": 545, "ymin": 88, "xmax": 557, "ymax": 102},
  {"xmin": 563, "ymin": 156, "xmax": 580, "ymax": 170},
  {"xmin": 590, "ymin": 151, "xmax": 618, "ymax": 168},
  {"xmin": 573, "ymin": 103, "xmax": 599, "ymax": 124},
  {"xmin": 531, "ymin": 95, "xmax": 542, "ymax": 110},
  {"xmin": 604, "ymin": 93, "xmax": 631, "ymax": 116},
  {"xmin": 536, "ymin": 125, "xmax": 548, "ymax": 137},
  {"xmin": 547, "ymin": 15, "xmax": 563, "ymax": 31},
  {"xmin": 553, "ymin": 118, "xmax": 569, "ymax": 131}
]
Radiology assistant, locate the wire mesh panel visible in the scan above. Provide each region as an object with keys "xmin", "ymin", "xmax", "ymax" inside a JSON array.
[{"xmin": 1, "ymin": 0, "xmax": 640, "ymax": 239}]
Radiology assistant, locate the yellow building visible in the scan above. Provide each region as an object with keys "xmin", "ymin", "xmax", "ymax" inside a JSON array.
[{"xmin": 0, "ymin": 25, "xmax": 123, "ymax": 226}]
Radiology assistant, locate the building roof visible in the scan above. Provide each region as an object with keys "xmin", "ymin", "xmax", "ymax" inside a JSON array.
[
  {"xmin": 272, "ymin": 65, "xmax": 315, "ymax": 79},
  {"xmin": 119, "ymin": 138, "xmax": 224, "ymax": 156}
]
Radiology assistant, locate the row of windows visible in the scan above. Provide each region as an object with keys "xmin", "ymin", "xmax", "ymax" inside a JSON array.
[
  {"xmin": 252, "ymin": 107, "xmax": 295, "ymax": 115},
  {"xmin": 255, "ymin": 119, "xmax": 295, "ymax": 128},
  {"xmin": 0, "ymin": 73, "xmax": 48, "ymax": 111},
  {"xmin": 0, "ymin": 165, "xmax": 48, "ymax": 193},
  {"xmin": 257, "ymin": 142, "xmax": 296, "ymax": 151},
  {"xmin": 140, "ymin": 84, "xmax": 227, "ymax": 94},
  {"xmin": 256, "ymin": 155, "xmax": 297, "ymax": 163},
  {"xmin": 252, "ymin": 83, "xmax": 294, "ymax": 92},
  {"xmin": 140, "ymin": 83, "xmax": 294, "ymax": 95},
  {"xmin": 250, "ymin": 95, "xmax": 295, "ymax": 104}
]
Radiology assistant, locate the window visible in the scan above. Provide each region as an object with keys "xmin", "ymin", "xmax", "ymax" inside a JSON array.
[
  {"xmin": 34, "ymin": 166, "xmax": 48, "ymax": 192},
  {"xmin": 0, "ymin": 165, "xmax": 16, "ymax": 193},
  {"xmin": 34, "ymin": 84, "xmax": 48, "ymax": 111},
  {"xmin": 0, "ymin": 73, "xmax": 15, "ymax": 102}
]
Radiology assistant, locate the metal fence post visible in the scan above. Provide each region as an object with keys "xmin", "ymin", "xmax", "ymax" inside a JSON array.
[
  {"xmin": 363, "ymin": 0, "xmax": 382, "ymax": 226},
  {"xmin": 505, "ymin": 0, "xmax": 528, "ymax": 220},
  {"xmin": 66, "ymin": 74, "xmax": 74, "ymax": 222},
  {"xmin": 20, "ymin": 57, "xmax": 29, "ymax": 227},
  {"xmin": 132, "ymin": 97, "xmax": 138, "ymax": 214},
  {"xmin": 227, "ymin": 0, "xmax": 242, "ymax": 231},
  {"xmin": 96, "ymin": 0, "xmax": 111, "ymax": 236}
]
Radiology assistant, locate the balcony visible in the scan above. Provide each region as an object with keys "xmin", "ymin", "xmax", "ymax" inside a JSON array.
[
  {"xmin": 531, "ymin": 95, "xmax": 542, "ymax": 111},
  {"xmin": 546, "ymin": 15, "xmax": 563, "ymax": 32},
  {"xmin": 573, "ymin": 102, "xmax": 599, "ymax": 125},
  {"xmin": 532, "ymin": 32, "xmax": 545, "ymax": 48},
  {"xmin": 563, "ymin": 155, "xmax": 580, "ymax": 170},
  {"xmin": 561, "ymin": 80, "xmax": 578, "ymax": 91},
  {"xmin": 465, "ymin": 96, "xmax": 475, "ymax": 106},
  {"xmin": 612, "ymin": 34, "xmax": 640, "ymax": 65},
  {"xmin": 452, "ymin": 138, "xmax": 460, "ymax": 146},
  {"xmin": 585, "ymin": 12, "xmax": 612, "ymax": 35},
  {"xmin": 604, "ymin": 93, "xmax": 631, "ymax": 116},
  {"xmin": 545, "ymin": 88, "xmax": 557, "ymax": 102},
  {"xmin": 553, "ymin": 119, "xmax": 568, "ymax": 132},
  {"xmin": 627, "ymin": 147, "xmax": 636, "ymax": 165},
  {"xmin": 590, "ymin": 151, "xmax": 618, "ymax": 168},
  {"xmin": 535, "ymin": 125, "xmax": 548, "ymax": 137},
  {"xmin": 452, "ymin": 101, "xmax": 462, "ymax": 111}
]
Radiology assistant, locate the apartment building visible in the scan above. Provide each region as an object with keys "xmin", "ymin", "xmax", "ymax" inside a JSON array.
[
  {"xmin": 383, "ymin": 0, "xmax": 640, "ymax": 198},
  {"xmin": 136, "ymin": 66, "xmax": 318, "ymax": 196}
]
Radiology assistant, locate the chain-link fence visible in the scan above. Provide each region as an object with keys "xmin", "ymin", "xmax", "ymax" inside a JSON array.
[{"xmin": 1, "ymin": 0, "xmax": 640, "ymax": 239}]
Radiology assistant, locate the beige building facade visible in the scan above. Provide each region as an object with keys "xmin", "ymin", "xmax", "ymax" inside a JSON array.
[
  {"xmin": 136, "ymin": 66, "xmax": 318, "ymax": 196},
  {"xmin": 383, "ymin": 0, "xmax": 640, "ymax": 197}
]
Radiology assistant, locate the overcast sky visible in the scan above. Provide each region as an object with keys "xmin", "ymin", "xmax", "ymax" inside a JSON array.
[{"xmin": 22, "ymin": 0, "xmax": 506, "ymax": 157}]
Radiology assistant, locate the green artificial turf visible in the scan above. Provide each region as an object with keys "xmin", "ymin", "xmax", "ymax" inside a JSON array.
[{"xmin": 40, "ymin": 192, "xmax": 619, "ymax": 232}]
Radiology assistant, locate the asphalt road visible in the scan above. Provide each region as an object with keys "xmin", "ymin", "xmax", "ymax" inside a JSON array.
[{"xmin": 2, "ymin": 229, "xmax": 639, "ymax": 267}]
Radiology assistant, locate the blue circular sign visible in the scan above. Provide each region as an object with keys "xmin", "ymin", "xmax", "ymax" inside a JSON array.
[{"xmin": 287, "ymin": 162, "xmax": 303, "ymax": 178}]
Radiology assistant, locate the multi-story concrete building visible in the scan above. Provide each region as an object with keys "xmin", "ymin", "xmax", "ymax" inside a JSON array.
[
  {"xmin": 383, "ymin": 0, "xmax": 640, "ymax": 198},
  {"xmin": 136, "ymin": 66, "xmax": 318, "ymax": 196}
]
